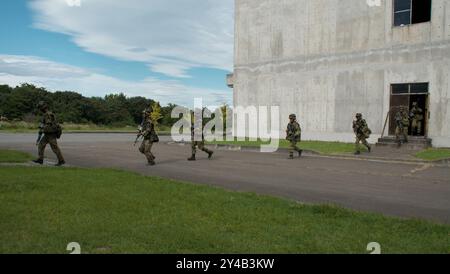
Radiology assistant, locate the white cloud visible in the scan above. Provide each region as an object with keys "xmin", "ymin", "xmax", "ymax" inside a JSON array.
[
  {"xmin": 29, "ymin": 0, "xmax": 234, "ymax": 78},
  {"xmin": 0, "ymin": 55, "xmax": 232, "ymax": 107}
]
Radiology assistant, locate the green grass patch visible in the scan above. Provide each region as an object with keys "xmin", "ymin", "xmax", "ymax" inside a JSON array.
[
  {"xmin": 0, "ymin": 150, "xmax": 33, "ymax": 163},
  {"xmin": 0, "ymin": 166, "xmax": 448, "ymax": 254},
  {"xmin": 416, "ymin": 149, "xmax": 450, "ymax": 161},
  {"xmin": 209, "ymin": 139, "xmax": 360, "ymax": 155}
]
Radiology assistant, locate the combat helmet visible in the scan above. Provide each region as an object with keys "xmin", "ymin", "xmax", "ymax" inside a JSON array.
[
  {"xmin": 356, "ymin": 113, "xmax": 362, "ymax": 118},
  {"xmin": 37, "ymin": 101, "xmax": 48, "ymax": 111},
  {"xmin": 289, "ymin": 114, "xmax": 297, "ymax": 120}
]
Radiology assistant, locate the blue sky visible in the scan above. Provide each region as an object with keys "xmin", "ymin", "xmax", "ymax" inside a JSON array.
[{"xmin": 0, "ymin": 0, "xmax": 234, "ymax": 106}]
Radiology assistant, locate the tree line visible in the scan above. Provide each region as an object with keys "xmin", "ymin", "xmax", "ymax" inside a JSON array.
[{"xmin": 0, "ymin": 84, "xmax": 180, "ymax": 127}]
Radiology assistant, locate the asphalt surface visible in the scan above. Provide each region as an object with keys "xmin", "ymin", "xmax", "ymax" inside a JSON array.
[{"xmin": 1, "ymin": 133, "xmax": 449, "ymax": 224}]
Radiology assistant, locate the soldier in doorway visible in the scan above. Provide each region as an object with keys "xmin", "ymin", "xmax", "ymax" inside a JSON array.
[
  {"xmin": 352, "ymin": 113, "xmax": 372, "ymax": 155},
  {"xmin": 410, "ymin": 102, "xmax": 424, "ymax": 136},
  {"xmin": 395, "ymin": 107, "xmax": 410, "ymax": 147}
]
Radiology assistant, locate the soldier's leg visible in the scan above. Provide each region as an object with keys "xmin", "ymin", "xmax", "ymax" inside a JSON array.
[
  {"xmin": 411, "ymin": 120, "xmax": 417, "ymax": 136},
  {"xmin": 188, "ymin": 142, "xmax": 197, "ymax": 161},
  {"xmin": 362, "ymin": 137, "xmax": 371, "ymax": 152},
  {"xmin": 198, "ymin": 142, "xmax": 214, "ymax": 159},
  {"xmin": 38, "ymin": 135, "xmax": 49, "ymax": 160},
  {"xmin": 144, "ymin": 140, "xmax": 155, "ymax": 165},
  {"xmin": 198, "ymin": 142, "xmax": 212, "ymax": 154},
  {"xmin": 395, "ymin": 127, "xmax": 401, "ymax": 145},
  {"xmin": 403, "ymin": 128, "xmax": 409, "ymax": 143},
  {"xmin": 139, "ymin": 140, "xmax": 146, "ymax": 154},
  {"xmin": 292, "ymin": 141, "xmax": 302, "ymax": 157},
  {"xmin": 355, "ymin": 137, "xmax": 361, "ymax": 154},
  {"xmin": 48, "ymin": 137, "xmax": 65, "ymax": 163}
]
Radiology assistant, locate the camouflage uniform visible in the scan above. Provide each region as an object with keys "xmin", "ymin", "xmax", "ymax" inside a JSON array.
[
  {"xmin": 410, "ymin": 102, "xmax": 424, "ymax": 136},
  {"xmin": 286, "ymin": 114, "xmax": 303, "ymax": 159},
  {"xmin": 395, "ymin": 109, "xmax": 409, "ymax": 145},
  {"xmin": 188, "ymin": 121, "xmax": 213, "ymax": 161},
  {"xmin": 35, "ymin": 106, "xmax": 65, "ymax": 165},
  {"xmin": 352, "ymin": 113, "xmax": 372, "ymax": 154},
  {"xmin": 139, "ymin": 115, "xmax": 158, "ymax": 166}
]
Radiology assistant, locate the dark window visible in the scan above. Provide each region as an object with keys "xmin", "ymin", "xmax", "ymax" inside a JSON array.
[
  {"xmin": 394, "ymin": 0, "xmax": 431, "ymax": 26},
  {"xmin": 391, "ymin": 83, "xmax": 429, "ymax": 94},
  {"xmin": 411, "ymin": 0, "xmax": 432, "ymax": 24},
  {"xmin": 410, "ymin": 83, "xmax": 429, "ymax": 94},
  {"xmin": 392, "ymin": 84, "xmax": 410, "ymax": 94}
]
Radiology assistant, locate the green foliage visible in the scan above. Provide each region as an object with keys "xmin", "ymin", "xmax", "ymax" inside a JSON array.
[
  {"xmin": 0, "ymin": 84, "xmax": 175, "ymax": 128},
  {"xmin": 150, "ymin": 102, "xmax": 163, "ymax": 127},
  {"xmin": 0, "ymin": 166, "xmax": 448, "ymax": 254}
]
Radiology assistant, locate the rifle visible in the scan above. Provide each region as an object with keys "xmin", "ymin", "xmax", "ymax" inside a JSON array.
[
  {"xmin": 36, "ymin": 131, "xmax": 43, "ymax": 146},
  {"xmin": 134, "ymin": 125, "xmax": 143, "ymax": 146},
  {"xmin": 36, "ymin": 123, "xmax": 44, "ymax": 145}
]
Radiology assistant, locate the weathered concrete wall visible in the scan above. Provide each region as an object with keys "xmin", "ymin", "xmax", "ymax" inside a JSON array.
[{"xmin": 233, "ymin": 0, "xmax": 450, "ymax": 146}]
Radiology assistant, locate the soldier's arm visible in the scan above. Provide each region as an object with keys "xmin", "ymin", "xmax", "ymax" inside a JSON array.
[{"xmin": 295, "ymin": 123, "xmax": 301, "ymax": 136}]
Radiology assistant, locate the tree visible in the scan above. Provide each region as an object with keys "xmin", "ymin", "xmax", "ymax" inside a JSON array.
[{"xmin": 150, "ymin": 102, "xmax": 163, "ymax": 129}]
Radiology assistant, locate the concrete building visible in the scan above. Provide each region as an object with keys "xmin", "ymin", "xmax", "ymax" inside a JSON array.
[{"xmin": 229, "ymin": 0, "xmax": 450, "ymax": 147}]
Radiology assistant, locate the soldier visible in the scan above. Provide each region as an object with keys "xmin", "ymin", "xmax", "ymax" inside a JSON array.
[
  {"xmin": 286, "ymin": 114, "xmax": 303, "ymax": 159},
  {"xmin": 188, "ymin": 110, "xmax": 213, "ymax": 161},
  {"xmin": 32, "ymin": 101, "xmax": 65, "ymax": 166},
  {"xmin": 410, "ymin": 102, "xmax": 424, "ymax": 136},
  {"xmin": 395, "ymin": 107, "xmax": 410, "ymax": 146},
  {"xmin": 137, "ymin": 108, "xmax": 159, "ymax": 166},
  {"xmin": 352, "ymin": 113, "xmax": 372, "ymax": 155}
]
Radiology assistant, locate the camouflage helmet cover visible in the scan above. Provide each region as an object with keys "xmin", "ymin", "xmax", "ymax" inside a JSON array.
[
  {"xmin": 37, "ymin": 101, "xmax": 48, "ymax": 110},
  {"xmin": 143, "ymin": 107, "xmax": 152, "ymax": 114},
  {"xmin": 356, "ymin": 113, "xmax": 362, "ymax": 118},
  {"xmin": 289, "ymin": 114, "xmax": 296, "ymax": 119}
]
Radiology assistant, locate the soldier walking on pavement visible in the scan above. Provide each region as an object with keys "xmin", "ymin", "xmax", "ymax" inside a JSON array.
[
  {"xmin": 137, "ymin": 108, "xmax": 159, "ymax": 166},
  {"xmin": 352, "ymin": 113, "xmax": 372, "ymax": 155},
  {"xmin": 286, "ymin": 114, "xmax": 303, "ymax": 159},
  {"xmin": 188, "ymin": 110, "xmax": 213, "ymax": 161},
  {"xmin": 395, "ymin": 107, "xmax": 410, "ymax": 147},
  {"xmin": 33, "ymin": 101, "xmax": 65, "ymax": 166}
]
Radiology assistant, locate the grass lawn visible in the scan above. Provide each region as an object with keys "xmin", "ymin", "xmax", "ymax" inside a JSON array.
[
  {"xmin": 0, "ymin": 150, "xmax": 33, "ymax": 163},
  {"xmin": 209, "ymin": 139, "xmax": 361, "ymax": 155},
  {"xmin": 0, "ymin": 166, "xmax": 448, "ymax": 254},
  {"xmin": 416, "ymin": 149, "xmax": 450, "ymax": 161}
]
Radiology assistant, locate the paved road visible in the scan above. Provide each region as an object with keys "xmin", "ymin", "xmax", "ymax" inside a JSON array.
[{"xmin": 1, "ymin": 133, "xmax": 449, "ymax": 223}]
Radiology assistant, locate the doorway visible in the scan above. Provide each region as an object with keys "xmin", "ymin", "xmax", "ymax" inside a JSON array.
[{"xmin": 388, "ymin": 83, "xmax": 429, "ymax": 137}]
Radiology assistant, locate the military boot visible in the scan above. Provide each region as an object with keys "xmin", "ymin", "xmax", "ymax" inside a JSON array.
[
  {"xmin": 33, "ymin": 159, "xmax": 44, "ymax": 165},
  {"xmin": 289, "ymin": 153, "xmax": 294, "ymax": 159},
  {"xmin": 148, "ymin": 160, "xmax": 156, "ymax": 166},
  {"xmin": 208, "ymin": 151, "xmax": 214, "ymax": 159},
  {"xmin": 188, "ymin": 154, "xmax": 196, "ymax": 161},
  {"xmin": 298, "ymin": 150, "xmax": 303, "ymax": 157},
  {"xmin": 55, "ymin": 160, "xmax": 66, "ymax": 167},
  {"xmin": 367, "ymin": 146, "xmax": 372, "ymax": 153}
]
